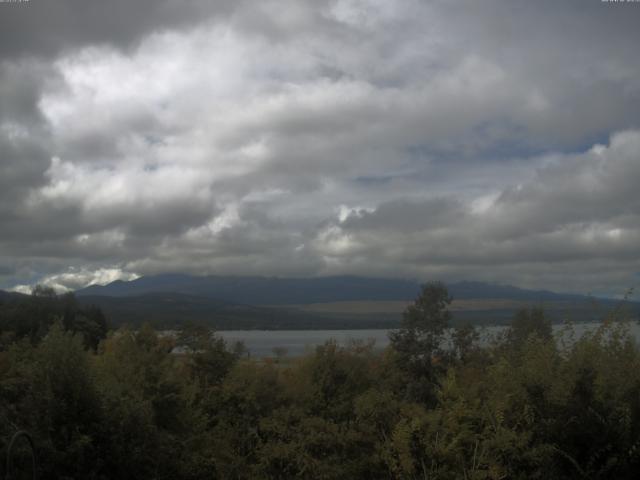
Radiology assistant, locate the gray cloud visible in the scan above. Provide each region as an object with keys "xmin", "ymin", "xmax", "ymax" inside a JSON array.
[
  {"xmin": 0, "ymin": 60, "xmax": 57, "ymax": 230},
  {"xmin": 341, "ymin": 198, "xmax": 467, "ymax": 233},
  {"xmin": 1, "ymin": 0, "xmax": 640, "ymax": 295},
  {"xmin": 0, "ymin": 0, "xmax": 237, "ymax": 59},
  {"xmin": 326, "ymin": 131, "xmax": 640, "ymax": 293}
]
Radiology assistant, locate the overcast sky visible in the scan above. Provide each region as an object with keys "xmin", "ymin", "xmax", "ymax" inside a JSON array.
[{"xmin": 1, "ymin": 0, "xmax": 640, "ymax": 296}]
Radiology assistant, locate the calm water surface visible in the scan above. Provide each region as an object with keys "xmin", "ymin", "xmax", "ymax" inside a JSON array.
[{"xmin": 218, "ymin": 322, "xmax": 640, "ymax": 357}]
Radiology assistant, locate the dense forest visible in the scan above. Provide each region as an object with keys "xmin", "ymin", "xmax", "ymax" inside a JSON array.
[{"xmin": 2, "ymin": 283, "xmax": 640, "ymax": 479}]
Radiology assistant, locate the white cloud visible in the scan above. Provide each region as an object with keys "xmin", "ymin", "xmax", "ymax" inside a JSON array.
[
  {"xmin": 11, "ymin": 267, "xmax": 139, "ymax": 293},
  {"xmin": 2, "ymin": 1, "xmax": 640, "ymax": 295}
]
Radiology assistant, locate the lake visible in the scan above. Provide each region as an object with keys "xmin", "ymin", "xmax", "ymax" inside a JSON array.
[{"xmin": 217, "ymin": 321, "xmax": 640, "ymax": 357}]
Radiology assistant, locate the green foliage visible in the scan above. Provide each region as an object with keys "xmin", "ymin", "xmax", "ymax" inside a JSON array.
[
  {"xmin": 1, "ymin": 323, "xmax": 103, "ymax": 478},
  {"xmin": 391, "ymin": 281, "xmax": 452, "ymax": 355},
  {"xmin": 3, "ymin": 293, "xmax": 640, "ymax": 478},
  {"xmin": 177, "ymin": 323, "xmax": 241, "ymax": 390},
  {"xmin": 389, "ymin": 281, "xmax": 453, "ymax": 404},
  {"xmin": 506, "ymin": 306, "xmax": 552, "ymax": 349},
  {"xmin": 451, "ymin": 323, "xmax": 481, "ymax": 363},
  {"xmin": 0, "ymin": 288, "xmax": 107, "ymax": 349}
]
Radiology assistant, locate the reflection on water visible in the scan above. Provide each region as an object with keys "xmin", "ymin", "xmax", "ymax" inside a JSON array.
[{"xmin": 217, "ymin": 321, "xmax": 640, "ymax": 358}]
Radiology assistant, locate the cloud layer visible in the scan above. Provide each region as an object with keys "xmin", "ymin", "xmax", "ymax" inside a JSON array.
[{"xmin": 1, "ymin": 0, "xmax": 640, "ymax": 295}]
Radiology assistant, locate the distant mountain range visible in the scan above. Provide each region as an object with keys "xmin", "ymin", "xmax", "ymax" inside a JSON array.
[
  {"xmin": 2, "ymin": 275, "xmax": 635, "ymax": 330},
  {"xmin": 76, "ymin": 274, "xmax": 591, "ymax": 304},
  {"xmin": 70, "ymin": 274, "xmax": 639, "ymax": 329}
]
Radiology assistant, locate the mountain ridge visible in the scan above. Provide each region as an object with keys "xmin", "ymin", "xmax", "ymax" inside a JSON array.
[
  {"xmin": 75, "ymin": 273, "xmax": 601, "ymax": 305},
  {"xmin": 3, "ymin": 276, "xmax": 637, "ymax": 330}
]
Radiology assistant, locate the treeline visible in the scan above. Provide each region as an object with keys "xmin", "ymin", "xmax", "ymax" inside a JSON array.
[
  {"xmin": 0, "ymin": 286, "xmax": 107, "ymax": 349},
  {"xmin": 1, "ymin": 283, "xmax": 640, "ymax": 478}
]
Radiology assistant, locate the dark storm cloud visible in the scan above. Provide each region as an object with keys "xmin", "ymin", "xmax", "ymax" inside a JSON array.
[
  {"xmin": 0, "ymin": 60, "xmax": 53, "ymax": 123},
  {"xmin": 0, "ymin": 60, "xmax": 57, "ymax": 228},
  {"xmin": 0, "ymin": 264, "xmax": 15, "ymax": 276},
  {"xmin": 0, "ymin": 130, "xmax": 49, "ymax": 202},
  {"xmin": 0, "ymin": 0, "xmax": 236, "ymax": 59},
  {"xmin": 2, "ymin": 0, "xmax": 640, "ymax": 294}
]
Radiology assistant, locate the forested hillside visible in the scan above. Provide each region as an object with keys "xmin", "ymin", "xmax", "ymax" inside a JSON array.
[{"xmin": 2, "ymin": 283, "xmax": 640, "ymax": 478}]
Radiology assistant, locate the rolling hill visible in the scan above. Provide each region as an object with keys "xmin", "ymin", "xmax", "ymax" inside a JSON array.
[{"xmin": 75, "ymin": 292, "xmax": 396, "ymax": 330}]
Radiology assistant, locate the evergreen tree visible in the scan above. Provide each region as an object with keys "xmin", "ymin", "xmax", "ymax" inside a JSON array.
[{"xmin": 389, "ymin": 281, "xmax": 452, "ymax": 404}]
